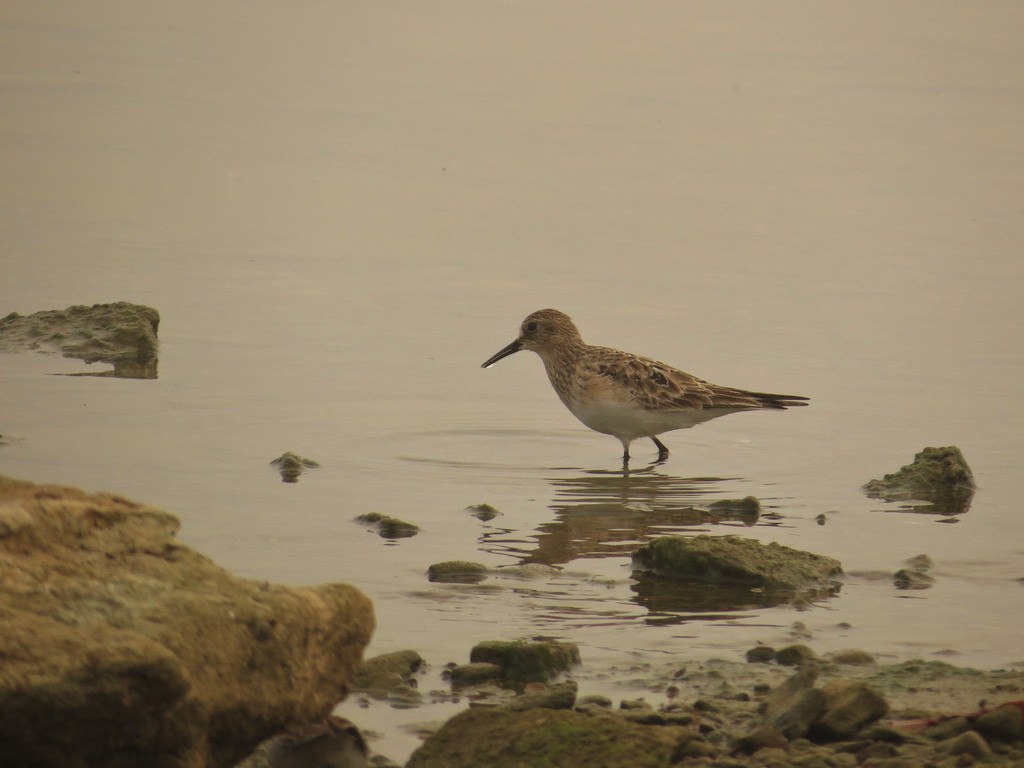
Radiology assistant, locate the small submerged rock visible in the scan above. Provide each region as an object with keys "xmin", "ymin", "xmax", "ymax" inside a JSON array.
[
  {"xmin": 427, "ymin": 561, "xmax": 489, "ymax": 584},
  {"xmin": 355, "ymin": 512, "xmax": 420, "ymax": 539},
  {"xmin": 707, "ymin": 495, "xmax": 761, "ymax": 517},
  {"xmin": 269, "ymin": 452, "xmax": 320, "ymax": 483},
  {"xmin": 893, "ymin": 553, "xmax": 935, "ymax": 590},
  {"xmin": 466, "ymin": 503, "xmax": 502, "ymax": 521},
  {"xmin": 863, "ymin": 445, "xmax": 975, "ymax": 514}
]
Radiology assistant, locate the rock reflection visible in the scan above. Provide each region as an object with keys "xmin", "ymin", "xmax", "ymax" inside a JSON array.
[
  {"xmin": 508, "ymin": 467, "xmax": 774, "ymax": 566},
  {"xmin": 630, "ymin": 574, "xmax": 801, "ymax": 625}
]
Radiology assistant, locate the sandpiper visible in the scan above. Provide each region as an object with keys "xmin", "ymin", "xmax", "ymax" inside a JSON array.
[
  {"xmin": 481, "ymin": 308, "xmax": 808, "ymax": 462},
  {"xmin": 265, "ymin": 716, "xmax": 368, "ymax": 768}
]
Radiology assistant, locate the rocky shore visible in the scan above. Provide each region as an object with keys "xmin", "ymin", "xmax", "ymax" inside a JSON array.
[{"xmin": 355, "ymin": 643, "xmax": 1024, "ymax": 768}]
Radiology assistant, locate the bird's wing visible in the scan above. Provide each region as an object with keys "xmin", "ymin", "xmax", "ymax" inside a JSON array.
[{"xmin": 585, "ymin": 347, "xmax": 766, "ymax": 412}]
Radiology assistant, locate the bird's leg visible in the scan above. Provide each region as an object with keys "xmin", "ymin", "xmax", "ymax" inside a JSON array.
[
  {"xmin": 620, "ymin": 438, "xmax": 631, "ymax": 465},
  {"xmin": 651, "ymin": 437, "xmax": 670, "ymax": 462}
]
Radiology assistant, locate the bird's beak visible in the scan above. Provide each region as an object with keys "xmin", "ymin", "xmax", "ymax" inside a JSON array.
[{"xmin": 481, "ymin": 339, "xmax": 523, "ymax": 368}]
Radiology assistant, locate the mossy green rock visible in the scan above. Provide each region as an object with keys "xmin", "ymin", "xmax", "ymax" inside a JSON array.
[
  {"xmin": 406, "ymin": 706, "xmax": 693, "ymax": 768},
  {"xmin": 469, "ymin": 640, "xmax": 580, "ymax": 683},
  {"xmin": 0, "ymin": 302, "xmax": 160, "ymax": 378},
  {"xmin": 707, "ymin": 496, "xmax": 761, "ymax": 515},
  {"xmin": 269, "ymin": 452, "xmax": 320, "ymax": 483},
  {"xmin": 864, "ymin": 446, "xmax": 975, "ymax": 514},
  {"xmin": 355, "ymin": 512, "xmax": 420, "ymax": 539},
  {"xmin": 631, "ymin": 535, "xmax": 842, "ymax": 592},
  {"xmin": 354, "ymin": 649, "xmax": 423, "ymax": 693},
  {"xmin": 427, "ymin": 561, "xmax": 489, "ymax": 583},
  {"xmin": 449, "ymin": 662, "xmax": 503, "ymax": 687}
]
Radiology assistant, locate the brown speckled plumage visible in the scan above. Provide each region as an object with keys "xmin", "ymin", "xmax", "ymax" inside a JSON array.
[{"xmin": 482, "ymin": 308, "xmax": 808, "ymax": 462}]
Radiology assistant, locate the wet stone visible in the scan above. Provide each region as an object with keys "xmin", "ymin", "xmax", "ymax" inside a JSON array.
[
  {"xmin": 468, "ymin": 639, "xmax": 580, "ymax": 684},
  {"xmin": 746, "ymin": 646, "xmax": 777, "ymax": 664},
  {"xmin": 923, "ymin": 716, "xmax": 972, "ymax": 741},
  {"xmin": 940, "ymin": 730, "xmax": 993, "ymax": 759},
  {"xmin": 269, "ymin": 452, "xmax": 320, "ymax": 483},
  {"xmin": 619, "ymin": 698, "xmax": 653, "ymax": 711},
  {"xmin": 763, "ymin": 668, "xmax": 824, "ymax": 740},
  {"xmin": 810, "ymin": 681, "xmax": 889, "ymax": 742},
  {"xmin": 0, "ymin": 302, "xmax": 160, "ymax": 379},
  {"xmin": 355, "ymin": 512, "xmax": 420, "ymax": 539},
  {"xmin": 427, "ymin": 561, "xmax": 489, "ymax": 583},
  {"xmin": 855, "ymin": 741, "xmax": 899, "ymax": 762},
  {"xmin": 503, "ymin": 681, "xmax": 578, "ymax": 711},
  {"xmin": 776, "ymin": 644, "xmax": 817, "ymax": 667},
  {"xmin": 971, "ymin": 702, "xmax": 1024, "ymax": 742},
  {"xmin": 830, "ymin": 649, "xmax": 876, "ymax": 666},
  {"xmin": 449, "ymin": 662, "xmax": 502, "ymax": 687},
  {"xmin": 707, "ymin": 495, "xmax": 761, "ymax": 516},
  {"xmin": 355, "ymin": 650, "xmax": 424, "ymax": 695},
  {"xmin": 631, "ymin": 535, "xmax": 843, "ymax": 595},
  {"xmin": 466, "ymin": 503, "xmax": 501, "ymax": 521},
  {"xmin": 575, "ymin": 694, "xmax": 612, "ymax": 711},
  {"xmin": 735, "ymin": 724, "xmax": 788, "ymax": 754},
  {"xmin": 863, "ymin": 446, "xmax": 976, "ymax": 514}
]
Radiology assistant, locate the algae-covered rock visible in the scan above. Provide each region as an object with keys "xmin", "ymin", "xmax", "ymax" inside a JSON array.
[
  {"xmin": 707, "ymin": 496, "xmax": 761, "ymax": 516},
  {"xmin": 746, "ymin": 646, "xmax": 777, "ymax": 664},
  {"xmin": 355, "ymin": 512, "xmax": 420, "ymax": 539},
  {"xmin": 763, "ymin": 667, "xmax": 825, "ymax": 739},
  {"xmin": 427, "ymin": 561, "xmax": 489, "ymax": 583},
  {"xmin": 864, "ymin": 446, "xmax": 975, "ymax": 514},
  {"xmin": 406, "ymin": 706, "xmax": 693, "ymax": 768},
  {"xmin": 353, "ymin": 650, "xmax": 424, "ymax": 707},
  {"xmin": 469, "ymin": 640, "xmax": 580, "ymax": 684},
  {"xmin": 466, "ymin": 503, "xmax": 501, "ymax": 521},
  {"xmin": 0, "ymin": 302, "xmax": 160, "ymax": 378},
  {"xmin": 631, "ymin": 535, "xmax": 843, "ymax": 594},
  {"xmin": 449, "ymin": 662, "xmax": 502, "ymax": 687},
  {"xmin": 354, "ymin": 650, "xmax": 423, "ymax": 691},
  {"xmin": 269, "ymin": 452, "xmax": 320, "ymax": 483},
  {"xmin": 830, "ymin": 649, "xmax": 877, "ymax": 666},
  {"xmin": 810, "ymin": 680, "xmax": 889, "ymax": 741},
  {"xmin": 775, "ymin": 644, "xmax": 817, "ymax": 667},
  {"xmin": 503, "ymin": 680, "xmax": 578, "ymax": 712}
]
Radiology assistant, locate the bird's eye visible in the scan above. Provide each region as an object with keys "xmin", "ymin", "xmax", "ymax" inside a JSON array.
[{"xmin": 525, "ymin": 321, "xmax": 538, "ymax": 333}]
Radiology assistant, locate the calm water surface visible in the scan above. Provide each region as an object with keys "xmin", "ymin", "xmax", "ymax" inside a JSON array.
[{"xmin": 3, "ymin": 2, "xmax": 1024, "ymax": 762}]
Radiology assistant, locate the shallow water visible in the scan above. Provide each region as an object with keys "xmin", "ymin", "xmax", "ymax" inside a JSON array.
[{"xmin": 3, "ymin": 2, "xmax": 1024, "ymax": 763}]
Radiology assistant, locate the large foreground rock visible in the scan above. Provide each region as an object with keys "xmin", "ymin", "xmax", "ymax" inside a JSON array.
[
  {"xmin": 0, "ymin": 475, "xmax": 374, "ymax": 768},
  {"xmin": 0, "ymin": 301, "xmax": 160, "ymax": 378}
]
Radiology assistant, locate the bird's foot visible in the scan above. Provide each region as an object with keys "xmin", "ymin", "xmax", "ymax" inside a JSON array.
[{"xmin": 651, "ymin": 437, "xmax": 670, "ymax": 463}]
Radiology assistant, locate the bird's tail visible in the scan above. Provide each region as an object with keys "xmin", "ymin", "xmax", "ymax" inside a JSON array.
[{"xmin": 745, "ymin": 391, "xmax": 810, "ymax": 409}]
